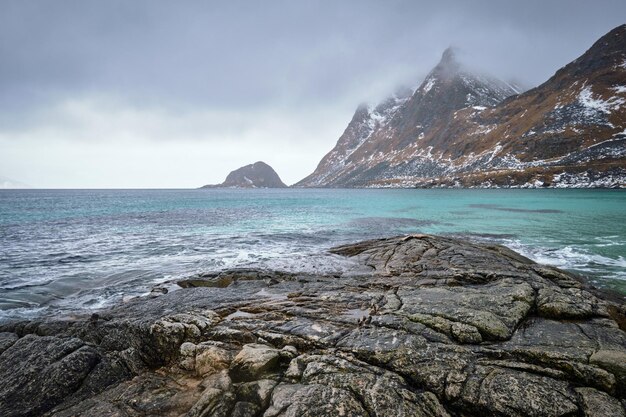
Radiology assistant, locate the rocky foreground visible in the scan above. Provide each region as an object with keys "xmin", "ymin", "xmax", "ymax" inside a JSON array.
[{"xmin": 1, "ymin": 235, "xmax": 626, "ymax": 416}]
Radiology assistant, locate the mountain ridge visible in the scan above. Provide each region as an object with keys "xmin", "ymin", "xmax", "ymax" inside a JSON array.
[
  {"xmin": 295, "ymin": 46, "xmax": 520, "ymax": 187},
  {"xmin": 296, "ymin": 24, "xmax": 626, "ymax": 188}
]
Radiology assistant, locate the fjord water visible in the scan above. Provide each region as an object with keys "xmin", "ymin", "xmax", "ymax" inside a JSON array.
[{"xmin": 0, "ymin": 188, "xmax": 625, "ymax": 321}]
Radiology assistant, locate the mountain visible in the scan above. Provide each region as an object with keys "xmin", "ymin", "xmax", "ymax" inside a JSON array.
[
  {"xmin": 201, "ymin": 161, "xmax": 287, "ymax": 188},
  {"xmin": 297, "ymin": 24, "xmax": 626, "ymax": 188},
  {"xmin": 296, "ymin": 47, "xmax": 520, "ymax": 187},
  {"xmin": 0, "ymin": 175, "xmax": 30, "ymax": 189}
]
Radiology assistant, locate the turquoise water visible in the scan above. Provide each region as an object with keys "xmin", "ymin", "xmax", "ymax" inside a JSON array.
[{"xmin": 0, "ymin": 188, "xmax": 625, "ymax": 321}]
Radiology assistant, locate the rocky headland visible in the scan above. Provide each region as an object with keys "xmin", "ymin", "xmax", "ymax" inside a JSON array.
[{"xmin": 1, "ymin": 235, "xmax": 625, "ymax": 416}]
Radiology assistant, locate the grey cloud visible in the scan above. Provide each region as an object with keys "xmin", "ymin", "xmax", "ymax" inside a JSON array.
[
  {"xmin": 3, "ymin": 1, "xmax": 624, "ymax": 111},
  {"xmin": 0, "ymin": 0, "xmax": 624, "ymax": 186}
]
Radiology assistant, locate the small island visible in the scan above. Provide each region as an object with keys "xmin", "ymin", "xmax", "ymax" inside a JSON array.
[{"xmin": 201, "ymin": 162, "xmax": 287, "ymax": 189}]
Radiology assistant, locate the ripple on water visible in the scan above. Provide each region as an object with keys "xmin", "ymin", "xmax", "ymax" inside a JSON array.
[{"xmin": 1, "ymin": 188, "xmax": 624, "ymax": 321}]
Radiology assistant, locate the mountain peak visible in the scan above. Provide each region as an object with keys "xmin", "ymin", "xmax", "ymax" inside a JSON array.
[
  {"xmin": 433, "ymin": 46, "xmax": 461, "ymax": 76},
  {"xmin": 296, "ymin": 24, "xmax": 626, "ymax": 189},
  {"xmin": 440, "ymin": 47, "xmax": 458, "ymax": 65},
  {"xmin": 593, "ymin": 23, "xmax": 626, "ymax": 53},
  {"xmin": 559, "ymin": 24, "xmax": 626, "ymax": 79},
  {"xmin": 355, "ymin": 102, "xmax": 370, "ymax": 113},
  {"xmin": 250, "ymin": 161, "xmax": 272, "ymax": 170}
]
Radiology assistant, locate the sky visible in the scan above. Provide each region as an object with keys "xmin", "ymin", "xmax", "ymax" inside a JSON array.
[{"xmin": 1, "ymin": 0, "xmax": 625, "ymax": 188}]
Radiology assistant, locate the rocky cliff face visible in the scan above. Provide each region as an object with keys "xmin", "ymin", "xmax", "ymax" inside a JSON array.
[
  {"xmin": 297, "ymin": 25, "xmax": 626, "ymax": 188},
  {"xmin": 1, "ymin": 235, "xmax": 625, "ymax": 416},
  {"xmin": 202, "ymin": 161, "xmax": 287, "ymax": 188}
]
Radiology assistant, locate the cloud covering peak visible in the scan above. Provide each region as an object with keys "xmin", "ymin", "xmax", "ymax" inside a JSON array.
[{"xmin": 1, "ymin": 0, "xmax": 625, "ymax": 187}]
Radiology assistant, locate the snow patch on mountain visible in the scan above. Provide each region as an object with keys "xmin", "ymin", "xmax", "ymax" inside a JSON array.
[
  {"xmin": 297, "ymin": 26, "xmax": 626, "ymax": 189},
  {"xmin": 552, "ymin": 171, "xmax": 626, "ymax": 188},
  {"xmin": 368, "ymin": 95, "xmax": 409, "ymax": 130},
  {"xmin": 422, "ymin": 77, "xmax": 436, "ymax": 94},
  {"xmin": 460, "ymin": 73, "xmax": 516, "ymax": 106},
  {"xmin": 578, "ymin": 86, "xmax": 625, "ymax": 115}
]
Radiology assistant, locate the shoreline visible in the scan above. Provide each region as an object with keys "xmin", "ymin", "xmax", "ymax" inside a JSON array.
[
  {"xmin": 1, "ymin": 234, "xmax": 625, "ymax": 416},
  {"xmin": 1, "ymin": 228, "xmax": 625, "ymax": 325}
]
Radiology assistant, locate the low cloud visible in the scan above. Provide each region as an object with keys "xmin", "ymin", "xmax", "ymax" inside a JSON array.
[
  {"xmin": 1, "ymin": 0, "xmax": 624, "ymax": 187},
  {"xmin": 0, "ymin": 96, "xmax": 351, "ymax": 187}
]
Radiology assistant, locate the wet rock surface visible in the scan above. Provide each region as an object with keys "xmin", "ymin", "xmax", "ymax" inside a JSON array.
[{"xmin": 1, "ymin": 234, "xmax": 625, "ymax": 416}]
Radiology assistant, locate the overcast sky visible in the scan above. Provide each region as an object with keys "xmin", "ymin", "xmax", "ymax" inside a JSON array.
[{"xmin": 1, "ymin": 0, "xmax": 624, "ymax": 188}]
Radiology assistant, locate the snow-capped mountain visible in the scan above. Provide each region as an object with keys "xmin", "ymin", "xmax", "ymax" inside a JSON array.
[
  {"xmin": 296, "ymin": 87, "xmax": 412, "ymax": 187},
  {"xmin": 297, "ymin": 24, "xmax": 626, "ymax": 188}
]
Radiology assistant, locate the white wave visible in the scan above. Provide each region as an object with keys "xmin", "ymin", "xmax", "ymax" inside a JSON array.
[
  {"xmin": 0, "ymin": 306, "xmax": 49, "ymax": 322},
  {"xmin": 503, "ymin": 239, "xmax": 626, "ymax": 280}
]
